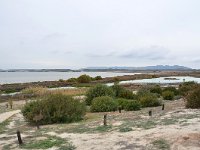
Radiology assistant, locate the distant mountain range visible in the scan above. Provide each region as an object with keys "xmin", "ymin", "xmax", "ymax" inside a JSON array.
[
  {"xmin": 83, "ymin": 65, "xmax": 192, "ymax": 71},
  {"xmin": 0, "ymin": 65, "xmax": 193, "ymax": 72}
]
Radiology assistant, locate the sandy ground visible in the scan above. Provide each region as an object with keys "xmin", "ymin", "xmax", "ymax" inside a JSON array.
[
  {"xmin": 0, "ymin": 99, "xmax": 200, "ymax": 150},
  {"xmin": 47, "ymin": 109, "xmax": 200, "ymax": 150},
  {"xmin": 0, "ymin": 110, "xmax": 20, "ymax": 123}
]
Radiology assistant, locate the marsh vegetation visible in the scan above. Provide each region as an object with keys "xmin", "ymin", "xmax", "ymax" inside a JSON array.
[{"xmin": 0, "ymin": 74, "xmax": 200, "ymax": 149}]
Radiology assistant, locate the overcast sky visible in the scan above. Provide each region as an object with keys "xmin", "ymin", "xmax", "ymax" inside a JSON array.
[{"xmin": 0, "ymin": 0, "xmax": 200, "ymax": 69}]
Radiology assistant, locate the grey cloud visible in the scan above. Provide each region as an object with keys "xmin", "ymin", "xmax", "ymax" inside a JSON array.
[
  {"xmin": 42, "ymin": 33, "xmax": 66, "ymax": 41},
  {"xmin": 86, "ymin": 51, "xmax": 116, "ymax": 58},
  {"xmin": 119, "ymin": 46, "xmax": 169, "ymax": 60},
  {"xmin": 50, "ymin": 50, "xmax": 73, "ymax": 55},
  {"xmin": 189, "ymin": 57, "xmax": 200, "ymax": 63}
]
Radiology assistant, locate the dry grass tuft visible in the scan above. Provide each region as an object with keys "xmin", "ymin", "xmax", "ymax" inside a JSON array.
[{"xmin": 22, "ymin": 86, "xmax": 87, "ymax": 97}]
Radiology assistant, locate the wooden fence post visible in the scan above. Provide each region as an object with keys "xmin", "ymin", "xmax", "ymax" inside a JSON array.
[
  {"xmin": 16, "ymin": 130, "xmax": 23, "ymax": 145},
  {"xmin": 162, "ymin": 104, "xmax": 165, "ymax": 110},
  {"xmin": 118, "ymin": 106, "xmax": 122, "ymax": 113},
  {"xmin": 103, "ymin": 114, "xmax": 107, "ymax": 126},
  {"xmin": 149, "ymin": 110, "xmax": 152, "ymax": 116}
]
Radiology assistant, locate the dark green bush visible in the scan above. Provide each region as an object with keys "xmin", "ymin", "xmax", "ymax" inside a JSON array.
[
  {"xmin": 67, "ymin": 78, "xmax": 77, "ymax": 83},
  {"xmin": 59, "ymin": 79, "xmax": 65, "ymax": 82},
  {"xmin": 90, "ymin": 96, "xmax": 118, "ymax": 112},
  {"xmin": 112, "ymin": 84, "xmax": 135, "ymax": 99},
  {"xmin": 162, "ymin": 91, "xmax": 174, "ymax": 100},
  {"xmin": 163, "ymin": 87, "xmax": 179, "ymax": 95},
  {"xmin": 77, "ymin": 74, "xmax": 91, "ymax": 83},
  {"xmin": 118, "ymin": 89, "xmax": 135, "ymax": 99},
  {"xmin": 150, "ymin": 85, "xmax": 162, "ymax": 95},
  {"xmin": 138, "ymin": 92, "xmax": 161, "ymax": 107},
  {"xmin": 113, "ymin": 77, "xmax": 120, "ymax": 83},
  {"xmin": 186, "ymin": 86, "xmax": 200, "ymax": 108},
  {"xmin": 116, "ymin": 98, "xmax": 128, "ymax": 109},
  {"xmin": 86, "ymin": 84, "xmax": 114, "ymax": 105},
  {"xmin": 94, "ymin": 76, "xmax": 102, "ymax": 80},
  {"xmin": 124, "ymin": 100, "xmax": 141, "ymax": 111},
  {"xmin": 112, "ymin": 84, "xmax": 124, "ymax": 97},
  {"xmin": 179, "ymin": 82, "xmax": 198, "ymax": 96},
  {"xmin": 136, "ymin": 88, "xmax": 151, "ymax": 98},
  {"xmin": 22, "ymin": 94, "xmax": 86, "ymax": 125}
]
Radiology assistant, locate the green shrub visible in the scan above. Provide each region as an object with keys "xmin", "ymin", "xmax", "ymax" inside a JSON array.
[
  {"xmin": 186, "ymin": 86, "xmax": 200, "ymax": 108},
  {"xmin": 77, "ymin": 74, "xmax": 91, "ymax": 83},
  {"xmin": 163, "ymin": 87, "xmax": 179, "ymax": 95},
  {"xmin": 112, "ymin": 84, "xmax": 124, "ymax": 97},
  {"xmin": 118, "ymin": 89, "xmax": 135, "ymax": 99},
  {"xmin": 86, "ymin": 84, "xmax": 114, "ymax": 105},
  {"xmin": 59, "ymin": 79, "xmax": 65, "ymax": 82},
  {"xmin": 136, "ymin": 88, "xmax": 151, "ymax": 98},
  {"xmin": 94, "ymin": 76, "xmax": 102, "ymax": 80},
  {"xmin": 162, "ymin": 91, "xmax": 174, "ymax": 100},
  {"xmin": 112, "ymin": 84, "xmax": 135, "ymax": 99},
  {"xmin": 124, "ymin": 100, "xmax": 141, "ymax": 111},
  {"xmin": 150, "ymin": 85, "xmax": 162, "ymax": 95},
  {"xmin": 138, "ymin": 92, "xmax": 161, "ymax": 107},
  {"xmin": 116, "ymin": 98, "xmax": 128, "ymax": 109},
  {"xmin": 90, "ymin": 96, "xmax": 118, "ymax": 112},
  {"xmin": 179, "ymin": 82, "xmax": 198, "ymax": 96},
  {"xmin": 22, "ymin": 94, "xmax": 86, "ymax": 125},
  {"xmin": 113, "ymin": 77, "xmax": 120, "ymax": 83},
  {"xmin": 67, "ymin": 78, "xmax": 77, "ymax": 83}
]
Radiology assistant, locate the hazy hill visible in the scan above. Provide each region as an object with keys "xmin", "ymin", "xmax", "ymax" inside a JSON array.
[{"xmin": 83, "ymin": 65, "xmax": 192, "ymax": 71}]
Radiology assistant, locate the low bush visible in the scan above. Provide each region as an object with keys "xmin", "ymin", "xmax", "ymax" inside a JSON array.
[
  {"xmin": 94, "ymin": 76, "xmax": 102, "ymax": 80},
  {"xmin": 136, "ymin": 88, "xmax": 151, "ymax": 98},
  {"xmin": 179, "ymin": 81, "xmax": 198, "ymax": 96},
  {"xmin": 90, "ymin": 96, "xmax": 118, "ymax": 112},
  {"xmin": 58, "ymin": 79, "xmax": 65, "ymax": 82},
  {"xmin": 112, "ymin": 84, "xmax": 135, "ymax": 99},
  {"xmin": 150, "ymin": 85, "xmax": 162, "ymax": 95},
  {"xmin": 162, "ymin": 91, "xmax": 175, "ymax": 100},
  {"xmin": 86, "ymin": 84, "xmax": 114, "ymax": 105},
  {"xmin": 138, "ymin": 92, "xmax": 161, "ymax": 107},
  {"xmin": 112, "ymin": 84, "xmax": 124, "ymax": 97},
  {"xmin": 116, "ymin": 98, "xmax": 128, "ymax": 109},
  {"xmin": 118, "ymin": 89, "xmax": 135, "ymax": 99},
  {"xmin": 163, "ymin": 87, "xmax": 179, "ymax": 96},
  {"xmin": 113, "ymin": 77, "xmax": 120, "ymax": 83},
  {"xmin": 67, "ymin": 78, "xmax": 77, "ymax": 83},
  {"xmin": 186, "ymin": 86, "xmax": 200, "ymax": 108},
  {"xmin": 22, "ymin": 94, "xmax": 86, "ymax": 125},
  {"xmin": 77, "ymin": 74, "xmax": 92, "ymax": 83},
  {"xmin": 124, "ymin": 100, "xmax": 141, "ymax": 111}
]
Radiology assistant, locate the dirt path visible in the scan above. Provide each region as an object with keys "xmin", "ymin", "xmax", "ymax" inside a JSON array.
[
  {"xmin": 46, "ymin": 109, "xmax": 200, "ymax": 150},
  {"xmin": 47, "ymin": 122, "xmax": 200, "ymax": 150},
  {"xmin": 0, "ymin": 110, "xmax": 21, "ymax": 123}
]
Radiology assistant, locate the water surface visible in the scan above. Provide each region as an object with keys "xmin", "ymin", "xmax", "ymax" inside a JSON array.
[
  {"xmin": 0, "ymin": 72, "xmax": 139, "ymax": 84},
  {"xmin": 120, "ymin": 76, "xmax": 200, "ymax": 84}
]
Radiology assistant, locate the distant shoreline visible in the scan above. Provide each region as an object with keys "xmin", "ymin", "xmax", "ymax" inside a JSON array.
[{"xmin": 0, "ymin": 71, "xmax": 200, "ymax": 94}]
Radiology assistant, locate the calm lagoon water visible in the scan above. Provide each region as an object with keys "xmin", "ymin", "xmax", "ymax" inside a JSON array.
[
  {"xmin": 120, "ymin": 76, "xmax": 200, "ymax": 84},
  {"xmin": 0, "ymin": 72, "xmax": 139, "ymax": 84}
]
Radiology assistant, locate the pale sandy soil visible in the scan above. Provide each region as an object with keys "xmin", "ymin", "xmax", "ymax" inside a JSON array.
[
  {"xmin": 47, "ymin": 109, "xmax": 200, "ymax": 150},
  {"xmin": 0, "ymin": 99, "xmax": 200, "ymax": 150},
  {"xmin": 0, "ymin": 110, "xmax": 20, "ymax": 123}
]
